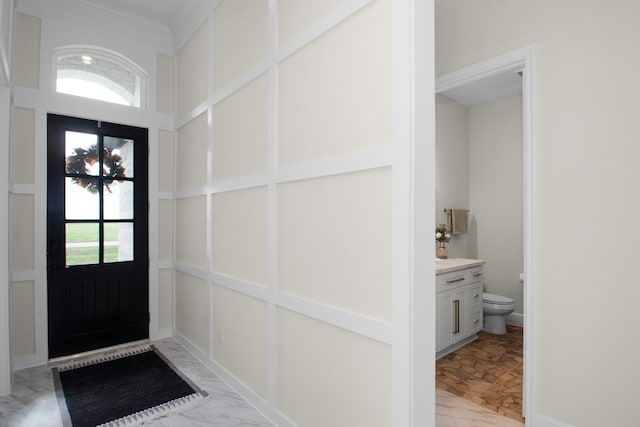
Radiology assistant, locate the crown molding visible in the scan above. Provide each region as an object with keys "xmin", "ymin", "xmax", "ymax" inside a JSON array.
[
  {"xmin": 18, "ymin": 0, "xmax": 171, "ymax": 36},
  {"xmin": 74, "ymin": 0, "xmax": 171, "ymax": 33}
]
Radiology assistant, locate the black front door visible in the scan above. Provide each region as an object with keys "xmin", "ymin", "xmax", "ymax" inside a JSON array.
[{"xmin": 47, "ymin": 114, "xmax": 149, "ymax": 358}]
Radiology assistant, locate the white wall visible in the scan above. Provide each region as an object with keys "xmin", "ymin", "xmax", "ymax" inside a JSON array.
[
  {"xmin": 469, "ymin": 95, "xmax": 523, "ymax": 314},
  {"xmin": 5, "ymin": 0, "xmax": 435, "ymax": 422},
  {"xmin": 172, "ymin": 0, "xmax": 434, "ymax": 425},
  {"xmin": 173, "ymin": 2, "xmax": 394, "ymax": 425},
  {"xmin": 435, "ymin": 93, "xmax": 470, "ymax": 258},
  {"xmin": 11, "ymin": 0, "xmax": 174, "ymax": 368},
  {"xmin": 437, "ymin": 1, "xmax": 640, "ymax": 426}
]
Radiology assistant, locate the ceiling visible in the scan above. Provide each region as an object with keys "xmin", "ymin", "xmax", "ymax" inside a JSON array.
[{"xmin": 81, "ymin": 0, "xmax": 208, "ymax": 35}]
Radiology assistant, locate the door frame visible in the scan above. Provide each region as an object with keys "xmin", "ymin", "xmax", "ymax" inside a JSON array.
[{"xmin": 435, "ymin": 45, "xmax": 539, "ymax": 424}]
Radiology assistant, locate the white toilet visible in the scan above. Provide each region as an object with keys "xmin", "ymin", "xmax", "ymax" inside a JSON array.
[{"xmin": 482, "ymin": 293, "xmax": 516, "ymax": 335}]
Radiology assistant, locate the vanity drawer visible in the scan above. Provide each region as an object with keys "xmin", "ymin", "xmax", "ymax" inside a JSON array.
[
  {"xmin": 436, "ymin": 270, "xmax": 468, "ymax": 293},
  {"xmin": 468, "ymin": 266, "xmax": 484, "ymax": 284},
  {"xmin": 468, "ymin": 282, "xmax": 483, "ymax": 310},
  {"xmin": 468, "ymin": 307, "xmax": 483, "ymax": 335}
]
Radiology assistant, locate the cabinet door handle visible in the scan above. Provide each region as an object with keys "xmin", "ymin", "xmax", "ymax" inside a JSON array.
[
  {"xmin": 473, "ymin": 273, "xmax": 483, "ymax": 277},
  {"xmin": 453, "ymin": 299, "xmax": 460, "ymax": 334},
  {"xmin": 473, "ymin": 318, "xmax": 479, "ymax": 324},
  {"xmin": 446, "ymin": 277, "xmax": 465, "ymax": 284}
]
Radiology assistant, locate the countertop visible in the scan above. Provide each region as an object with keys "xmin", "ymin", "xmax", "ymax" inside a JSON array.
[{"xmin": 435, "ymin": 258, "xmax": 485, "ymax": 275}]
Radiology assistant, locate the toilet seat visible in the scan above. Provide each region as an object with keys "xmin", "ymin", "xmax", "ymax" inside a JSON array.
[{"xmin": 483, "ymin": 292, "xmax": 514, "ymax": 305}]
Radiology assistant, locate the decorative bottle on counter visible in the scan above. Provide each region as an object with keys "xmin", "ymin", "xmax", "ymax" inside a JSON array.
[{"xmin": 436, "ymin": 241, "xmax": 448, "ymax": 259}]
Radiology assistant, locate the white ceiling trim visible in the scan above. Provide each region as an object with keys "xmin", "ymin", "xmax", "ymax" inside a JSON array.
[
  {"xmin": 73, "ymin": 0, "xmax": 171, "ymax": 32},
  {"xmin": 76, "ymin": 0, "xmax": 216, "ymax": 52}
]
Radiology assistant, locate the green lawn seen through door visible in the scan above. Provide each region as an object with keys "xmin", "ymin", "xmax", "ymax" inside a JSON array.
[
  {"xmin": 66, "ymin": 223, "xmax": 121, "ymax": 264},
  {"xmin": 66, "ymin": 222, "xmax": 119, "ymax": 242}
]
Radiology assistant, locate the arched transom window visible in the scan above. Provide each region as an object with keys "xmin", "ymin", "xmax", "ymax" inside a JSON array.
[{"xmin": 54, "ymin": 48, "xmax": 147, "ymax": 108}]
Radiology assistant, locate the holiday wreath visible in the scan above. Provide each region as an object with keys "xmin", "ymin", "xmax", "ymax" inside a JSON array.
[{"xmin": 66, "ymin": 144, "xmax": 126, "ymax": 194}]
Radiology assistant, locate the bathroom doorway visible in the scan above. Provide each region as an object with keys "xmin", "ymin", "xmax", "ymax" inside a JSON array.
[{"xmin": 434, "ymin": 47, "xmax": 538, "ymax": 423}]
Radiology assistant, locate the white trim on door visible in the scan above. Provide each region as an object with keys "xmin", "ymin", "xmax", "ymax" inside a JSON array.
[{"xmin": 391, "ymin": 0, "xmax": 436, "ymax": 425}]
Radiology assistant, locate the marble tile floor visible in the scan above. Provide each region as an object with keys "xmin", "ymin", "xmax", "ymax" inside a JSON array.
[
  {"xmin": 436, "ymin": 389, "xmax": 524, "ymax": 427},
  {"xmin": 0, "ymin": 337, "xmax": 523, "ymax": 427},
  {"xmin": 0, "ymin": 338, "xmax": 275, "ymax": 427},
  {"xmin": 436, "ymin": 325, "xmax": 524, "ymax": 424}
]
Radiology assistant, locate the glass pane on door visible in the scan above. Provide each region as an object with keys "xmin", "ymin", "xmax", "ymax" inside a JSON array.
[
  {"xmin": 104, "ymin": 136, "xmax": 134, "ymax": 177},
  {"xmin": 104, "ymin": 222, "xmax": 134, "ymax": 263},
  {"xmin": 65, "ymin": 131, "xmax": 99, "ymax": 176},
  {"xmin": 65, "ymin": 177, "xmax": 99, "ymax": 219},
  {"xmin": 65, "ymin": 222, "xmax": 99, "ymax": 266},
  {"xmin": 103, "ymin": 180, "xmax": 133, "ymax": 220}
]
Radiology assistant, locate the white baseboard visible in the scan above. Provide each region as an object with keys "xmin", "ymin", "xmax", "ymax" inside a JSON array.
[
  {"xmin": 533, "ymin": 413, "xmax": 575, "ymax": 427},
  {"xmin": 506, "ymin": 312, "xmax": 524, "ymax": 327},
  {"xmin": 150, "ymin": 327, "xmax": 172, "ymax": 341},
  {"xmin": 172, "ymin": 330, "xmax": 296, "ymax": 427},
  {"xmin": 13, "ymin": 354, "xmax": 44, "ymax": 371}
]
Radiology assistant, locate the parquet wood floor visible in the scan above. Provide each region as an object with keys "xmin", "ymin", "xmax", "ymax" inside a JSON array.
[{"xmin": 436, "ymin": 325, "xmax": 524, "ymax": 423}]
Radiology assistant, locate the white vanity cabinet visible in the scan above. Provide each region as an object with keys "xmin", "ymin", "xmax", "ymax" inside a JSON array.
[{"xmin": 436, "ymin": 262, "xmax": 485, "ymax": 359}]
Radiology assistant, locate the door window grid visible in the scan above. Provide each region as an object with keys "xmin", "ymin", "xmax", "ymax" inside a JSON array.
[{"xmin": 64, "ymin": 131, "xmax": 135, "ymax": 266}]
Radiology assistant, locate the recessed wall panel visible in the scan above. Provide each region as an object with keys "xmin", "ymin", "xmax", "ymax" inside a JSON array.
[
  {"xmin": 176, "ymin": 112, "xmax": 208, "ymax": 191},
  {"xmin": 158, "ymin": 269, "xmax": 172, "ymax": 330},
  {"xmin": 277, "ymin": 0, "xmax": 392, "ymax": 167},
  {"xmin": 12, "ymin": 107, "xmax": 35, "ymax": 184},
  {"xmin": 213, "ymin": 187, "xmax": 268, "ymax": 285},
  {"xmin": 11, "ymin": 281, "xmax": 35, "ymax": 357},
  {"xmin": 278, "ymin": 0, "xmax": 348, "ymax": 46},
  {"xmin": 177, "ymin": 21, "xmax": 208, "ymax": 117},
  {"xmin": 157, "ymin": 53, "xmax": 174, "ymax": 114},
  {"xmin": 277, "ymin": 309, "xmax": 391, "ymax": 427},
  {"xmin": 158, "ymin": 199, "xmax": 174, "ymax": 261},
  {"xmin": 175, "ymin": 271, "xmax": 208, "ymax": 350},
  {"xmin": 213, "ymin": 0, "xmax": 268, "ymax": 90},
  {"xmin": 212, "ymin": 285, "xmax": 267, "ymax": 397},
  {"xmin": 11, "ymin": 193, "xmax": 34, "ymax": 270},
  {"xmin": 277, "ymin": 168, "xmax": 392, "ymax": 320},
  {"xmin": 175, "ymin": 196, "xmax": 207, "ymax": 268},
  {"xmin": 157, "ymin": 129, "xmax": 174, "ymax": 192},
  {"xmin": 213, "ymin": 75, "xmax": 268, "ymax": 181},
  {"xmin": 14, "ymin": 13, "xmax": 40, "ymax": 88}
]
